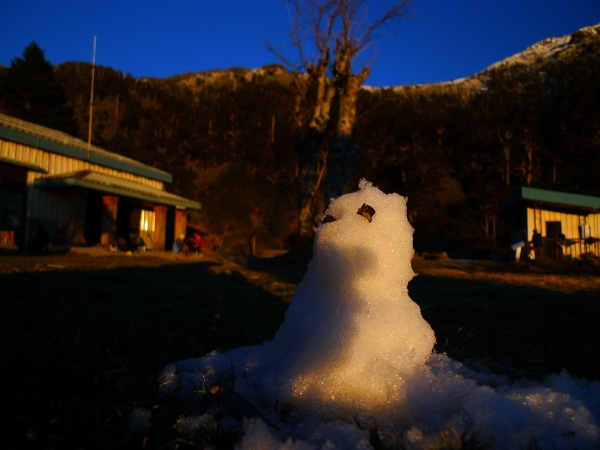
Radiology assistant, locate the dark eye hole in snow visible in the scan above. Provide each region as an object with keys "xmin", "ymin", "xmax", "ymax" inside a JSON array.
[
  {"xmin": 357, "ymin": 203, "xmax": 375, "ymax": 222},
  {"xmin": 320, "ymin": 214, "xmax": 337, "ymax": 224}
]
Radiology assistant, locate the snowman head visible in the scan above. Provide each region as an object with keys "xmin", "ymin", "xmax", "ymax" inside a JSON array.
[{"xmin": 312, "ymin": 179, "xmax": 415, "ymax": 290}]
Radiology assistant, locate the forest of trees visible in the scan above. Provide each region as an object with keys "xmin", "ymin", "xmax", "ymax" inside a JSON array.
[{"xmin": 1, "ymin": 27, "xmax": 599, "ymax": 257}]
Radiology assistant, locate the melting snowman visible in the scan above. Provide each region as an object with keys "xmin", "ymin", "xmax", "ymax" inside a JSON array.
[
  {"xmin": 161, "ymin": 180, "xmax": 600, "ymax": 449},
  {"xmin": 164, "ymin": 179, "xmax": 435, "ymax": 416},
  {"xmin": 261, "ymin": 178, "xmax": 435, "ymax": 413}
]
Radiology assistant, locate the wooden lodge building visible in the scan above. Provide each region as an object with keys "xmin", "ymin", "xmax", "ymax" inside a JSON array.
[
  {"xmin": 500, "ymin": 187, "xmax": 600, "ymax": 260},
  {"xmin": 0, "ymin": 113, "xmax": 201, "ymax": 251}
]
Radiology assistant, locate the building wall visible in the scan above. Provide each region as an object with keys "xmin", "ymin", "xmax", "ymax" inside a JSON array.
[
  {"xmin": 26, "ymin": 187, "xmax": 87, "ymax": 247},
  {"xmin": 137, "ymin": 208, "xmax": 156, "ymax": 250},
  {"xmin": 526, "ymin": 207, "xmax": 600, "ymax": 259},
  {"xmin": 0, "ymin": 137, "xmax": 169, "ymax": 247},
  {"xmin": 0, "ymin": 138, "xmax": 164, "ymax": 190}
]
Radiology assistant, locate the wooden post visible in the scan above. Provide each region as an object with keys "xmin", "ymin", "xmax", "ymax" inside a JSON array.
[
  {"xmin": 100, "ymin": 195, "xmax": 119, "ymax": 246},
  {"xmin": 153, "ymin": 205, "xmax": 168, "ymax": 251},
  {"xmin": 174, "ymin": 209, "xmax": 187, "ymax": 243},
  {"xmin": 271, "ymin": 115, "xmax": 275, "ymax": 143}
]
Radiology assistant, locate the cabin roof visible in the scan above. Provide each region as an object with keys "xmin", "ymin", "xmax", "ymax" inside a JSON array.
[
  {"xmin": 500, "ymin": 187, "xmax": 600, "ymax": 214},
  {"xmin": 35, "ymin": 170, "xmax": 201, "ymax": 210},
  {"xmin": 0, "ymin": 155, "xmax": 48, "ymax": 173},
  {"xmin": 0, "ymin": 113, "xmax": 172, "ymax": 183}
]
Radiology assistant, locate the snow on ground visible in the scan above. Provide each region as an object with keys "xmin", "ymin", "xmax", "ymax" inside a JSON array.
[{"xmin": 159, "ymin": 180, "xmax": 600, "ymax": 449}]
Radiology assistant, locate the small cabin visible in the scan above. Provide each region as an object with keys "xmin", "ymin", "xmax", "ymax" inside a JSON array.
[
  {"xmin": 0, "ymin": 113, "xmax": 201, "ymax": 251},
  {"xmin": 500, "ymin": 187, "xmax": 600, "ymax": 260}
]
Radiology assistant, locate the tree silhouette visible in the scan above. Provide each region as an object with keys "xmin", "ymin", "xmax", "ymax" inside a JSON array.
[
  {"xmin": 0, "ymin": 42, "xmax": 77, "ymax": 135},
  {"xmin": 267, "ymin": 0, "xmax": 412, "ymax": 238}
]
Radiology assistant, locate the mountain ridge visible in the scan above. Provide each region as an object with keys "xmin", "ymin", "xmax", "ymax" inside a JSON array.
[
  {"xmin": 486, "ymin": 23, "xmax": 600, "ymax": 73},
  {"xmin": 119, "ymin": 22, "xmax": 600, "ymax": 96},
  {"xmin": 361, "ymin": 22, "xmax": 600, "ymax": 92}
]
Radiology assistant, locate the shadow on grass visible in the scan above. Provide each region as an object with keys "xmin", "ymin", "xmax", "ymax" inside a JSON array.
[
  {"xmin": 242, "ymin": 246, "xmax": 313, "ymax": 285},
  {"xmin": 0, "ymin": 257, "xmax": 288, "ymax": 448},
  {"xmin": 409, "ymin": 272, "xmax": 600, "ymax": 382},
  {"xmin": 248, "ymin": 253, "xmax": 600, "ymax": 382},
  {"xmin": 0, "ymin": 247, "xmax": 71, "ymax": 257},
  {"xmin": 2, "ymin": 253, "xmax": 599, "ymax": 448}
]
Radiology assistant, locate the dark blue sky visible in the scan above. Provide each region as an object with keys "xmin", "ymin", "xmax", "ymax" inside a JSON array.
[{"xmin": 1, "ymin": 1, "xmax": 599, "ymax": 87}]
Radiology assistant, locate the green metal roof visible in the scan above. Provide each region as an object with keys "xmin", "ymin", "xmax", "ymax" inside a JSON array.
[
  {"xmin": 0, "ymin": 156, "xmax": 48, "ymax": 174},
  {"xmin": 500, "ymin": 187, "xmax": 600, "ymax": 213},
  {"xmin": 34, "ymin": 170, "xmax": 202, "ymax": 211},
  {"xmin": 0, "ymin": 113, "xmax": 172, "ymax": 183}
]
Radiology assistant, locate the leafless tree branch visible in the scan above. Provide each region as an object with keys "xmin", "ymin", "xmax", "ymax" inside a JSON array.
[{"xmin": 264, "ymin": 0, "xmax": 413, "ymax": 237}]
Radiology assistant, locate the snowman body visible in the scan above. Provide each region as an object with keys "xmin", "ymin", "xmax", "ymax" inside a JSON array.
[{"xmin": 267, "ymin": 180, "xmax": 436, "ymax": 411}]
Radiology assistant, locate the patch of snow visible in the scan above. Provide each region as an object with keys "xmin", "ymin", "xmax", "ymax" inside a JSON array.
[
  {"xmin": 486, "ymin": 23, "xmax": 600, "ymax": 72},
  {"xmin": 160, "ymin": 180, "xmax": 600, "ymax": 449},
  {"xmin": 129, "ymin": 407, "xmax": 151, "ymax": 432}
]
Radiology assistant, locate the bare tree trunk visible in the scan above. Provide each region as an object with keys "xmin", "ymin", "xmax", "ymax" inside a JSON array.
[
  {"xmin": 297, "ymin": 131, "xmax": 328, "ymax": 237},
  {"xmin": 321, "ymin": 53, "xmax": 368, "ymax": 205},
  {"xmin": 295, "ymin": 61, "xmax": 337, "ymax": 238},
  {"xmin": 266, "ymin": 0, "xmax": 412, "ymax": 238},
  {"xmin": 522, "ymin": 130, "xmax": 537, "ymax": 186},
  {"xmin": 503, "ymin": 145, "xmax": 510, "ymax": 186},
  {"xmin": 498, "ymin": 129, "xmax": 513, "ymax": 186},
  {"xmin": 270, "ymin": 115, "xmax": 275, "ymax": 143},
  {"xmin": 322, "ymin": 134, "xmax": 360, "ymax": 203}
]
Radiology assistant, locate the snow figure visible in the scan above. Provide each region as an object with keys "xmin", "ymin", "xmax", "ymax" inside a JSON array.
[
  {"xmin": 262, "ymin": 178, "xmax": 435, "ymax": 413},
  {"xmin": 163, "ymin": 179, "xmax": 435, "ymax": 417},
  {"xmin": 160, "ymin": 180, "xmax": 600, "ymax": 449}
]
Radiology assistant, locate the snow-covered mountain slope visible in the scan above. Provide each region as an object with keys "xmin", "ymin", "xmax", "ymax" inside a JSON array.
[
  {"xmin": 160, "ymin": 23, "xmax": 600, "ymax": 94},
  {"xmin": 486, "ymin": 23, "xmax": 600, "ymax": 72},
  {"xmin": 365, "ymin": 23, "xmax": 600, "ymax": 93}
]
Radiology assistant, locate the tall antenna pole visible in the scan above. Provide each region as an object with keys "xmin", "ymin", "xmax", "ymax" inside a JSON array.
[{"xmin": 87, "ymin": 36, "xmax": 97, "ymax": 152}]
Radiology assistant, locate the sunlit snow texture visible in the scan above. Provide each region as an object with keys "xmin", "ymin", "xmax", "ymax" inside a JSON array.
[
  {"xmin": 161, "ymin": 180, "xmax": 600, "ymax": 449},
  {"xmin": 264, "ymin": 178, "xmax": 436, "ymax": 413}
]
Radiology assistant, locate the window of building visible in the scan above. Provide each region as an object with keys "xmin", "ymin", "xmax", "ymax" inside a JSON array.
[{"xmin": 140, "ymin": 209, "xmax": 155, "ymax": 233}]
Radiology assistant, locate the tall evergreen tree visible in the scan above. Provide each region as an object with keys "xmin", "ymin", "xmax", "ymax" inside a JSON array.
[{"xmin": 0, "ymin": 42, "xmax": 77, "ymax": 135}]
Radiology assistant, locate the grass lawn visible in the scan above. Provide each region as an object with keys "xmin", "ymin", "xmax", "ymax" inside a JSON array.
[{"xmin": 1, "ymin": 249, "xmax": 599, "ymax": 449}]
